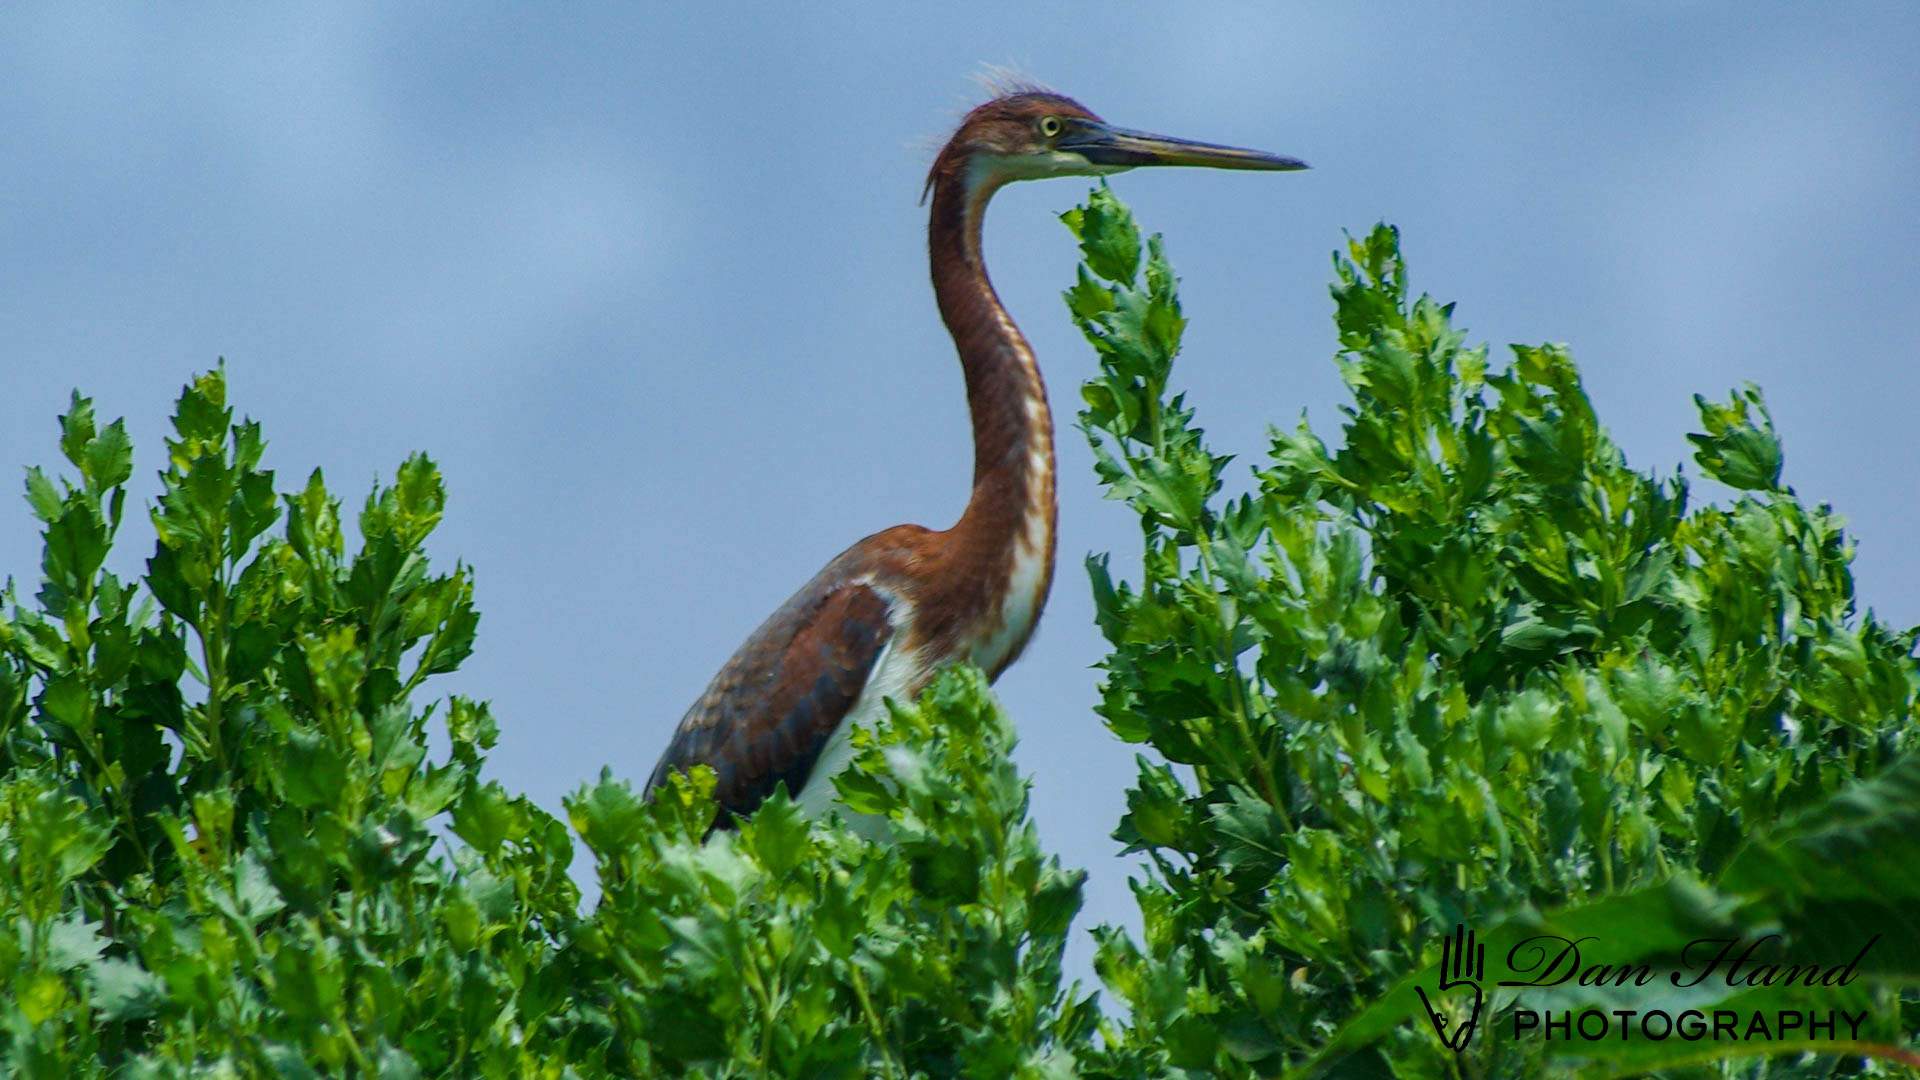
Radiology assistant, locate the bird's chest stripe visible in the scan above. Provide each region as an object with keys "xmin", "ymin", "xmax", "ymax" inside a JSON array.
[
  {"xmin": 964, "ymin": 327, "xmax": 1055, "ymax": 673},
  {"xmin": 971, "ymin": 498, "xmax": 1053, "ymax": 673},
  {"xmin": 794, "ymin": 618, "xmax": 925, "ymax": 821}
]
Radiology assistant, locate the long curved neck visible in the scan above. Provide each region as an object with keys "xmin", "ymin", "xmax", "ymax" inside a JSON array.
[
  {"xmin": 921, "ymin": 164, "xmax": 1057, "ymax": 671},
  {"xmin": 929, "ymin": 173, "xmax": 1054, "ymax": 509}
]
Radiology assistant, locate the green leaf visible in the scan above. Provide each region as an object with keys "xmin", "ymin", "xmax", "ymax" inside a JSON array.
[
  {"xmin": 45, "ymin": 913, "xmax": 108, "ymax": 971},
  {"xmin": 743, "ymin": 787, "xmax": 810, "ymax": 879},
  {"xmin": 82, "ymin": 418, "xmax": 135, "ymax": 494},
  {"xmin": 1060, "ymin": 184, "xmax": 1141, "ymax": 285},
  {"xmin": 270, "ymin": 931, "xmax": 343, "ymax": 1020},
  {"xmin": 1688, "ymin": 385, "xmax": 1784, "ymax": 491},
  {"xmin": 88, "ymin": 957, "xmax": 165, "ymax": 1021},
  {"xmin": 23, "ymin": 466, "xmax": 61, "ymax": 523},
  {"xmin": 565, "ymin": 770, "xmax": 649, "ymax": 857},
  {"xmin": 1210, "ymin": 786, "xmax": 1289, "ymax": 878}
]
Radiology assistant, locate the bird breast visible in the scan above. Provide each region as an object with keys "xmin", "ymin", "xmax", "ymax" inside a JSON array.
[{"xmin": 967, "ymin": 461, "xmax": 1054, "ymax": 675}]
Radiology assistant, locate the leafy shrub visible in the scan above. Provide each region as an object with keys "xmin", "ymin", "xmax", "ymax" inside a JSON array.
[
  {"xmin": 575, "ymin": 668, "xmax": 1095, "ymax": 1077},
  {"xmin": 1064, "ymin": 187, "xmax": 1919, "ymax": 1076},
  {"xmin": 0, "ymin": 373, "xmax": 1089, "ymax": 1077},
  {"xmin": 2, "ymin": 189, "xmax": 1916, "ymax": 1078}
]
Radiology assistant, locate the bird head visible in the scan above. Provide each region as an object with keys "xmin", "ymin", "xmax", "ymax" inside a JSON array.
[{"xmin": 924, "ymin": 87, "xmax": 1307, "ymax": 204}]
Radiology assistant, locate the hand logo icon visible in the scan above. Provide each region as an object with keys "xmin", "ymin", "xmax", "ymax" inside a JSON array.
[{"xmin": 1417, "ymin": 924, "xmax": 1486, "ymax": 1054}]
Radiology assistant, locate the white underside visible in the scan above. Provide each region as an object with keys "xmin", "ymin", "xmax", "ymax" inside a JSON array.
[
  {"xmin": 795, "ymin": 537, "xmax": 1048, "ymax": 840},
  {"xmin": 794, "ymin": 612, "xmax": 921, "ymax": 840},
  {"xmin": 970, "ymin": 445, "xmax": 1052, "ymax": 673}
]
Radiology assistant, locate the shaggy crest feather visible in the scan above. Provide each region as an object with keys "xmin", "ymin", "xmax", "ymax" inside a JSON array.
[
  {"xmin": 969, "ymin": 63, "xmax": 1052, "ymax": 100},
  {"xmin": 920, "ymin": 69, "xmax": 1093, "ymax": 204},
  {"xmin": 908, "ymin": 67, "xmax": 1054, "ymax": 168}
]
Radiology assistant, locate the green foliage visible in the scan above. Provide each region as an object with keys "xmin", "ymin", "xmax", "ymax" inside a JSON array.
[
  {"xmin": 0, "ymin": 371, "xmax": 1091, "ymax": 1076},
  {"xmin": 5, "ymin": 190, "xmax": 1917, "ymax": 1077},
  {"xmin": 1063, "ymin": 184, "xmax": 1920, "ymax": 1076},
  {"xmin": 1, "ymin": 370, "xmax": 579, "ymax": 1076},
  {"xmin": 575, "ymin": 668, "xmax": 1094, "ymax": 1077}
]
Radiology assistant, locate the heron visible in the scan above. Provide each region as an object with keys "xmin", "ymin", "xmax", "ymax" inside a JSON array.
[{"xmin": 644, "ymin": 86, "xmax": 1306, "ymax": 826}]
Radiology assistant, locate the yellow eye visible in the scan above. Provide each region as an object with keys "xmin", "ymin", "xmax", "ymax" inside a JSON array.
[{"xmin": 1038, "ymin": 116, "xmax": 1063, "ymax": 138}]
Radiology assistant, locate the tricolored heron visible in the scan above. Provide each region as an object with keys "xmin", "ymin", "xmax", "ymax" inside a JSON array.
[{"xmin": 645, "ymin": 86, "xmax": 1305, "ymax": 824}]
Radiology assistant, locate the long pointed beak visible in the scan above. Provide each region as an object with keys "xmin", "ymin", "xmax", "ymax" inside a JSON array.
[{"xmin": 1059, "ymin": 120, "xmax": 1308, "ymax": 172}]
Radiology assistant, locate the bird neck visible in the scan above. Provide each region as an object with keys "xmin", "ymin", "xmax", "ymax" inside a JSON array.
[{"xmin": 922, "ymin": 165, "xmax": 1057, "ymax": 671}]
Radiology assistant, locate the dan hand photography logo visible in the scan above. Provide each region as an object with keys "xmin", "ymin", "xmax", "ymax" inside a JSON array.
[
  {"xmin": 1416, "ymin": 924, "xmax": 1486, "ymax": 1052},
  {"xmin": 1418, "ymin": 923, "xmax": 1879, "ymax": 1056}
]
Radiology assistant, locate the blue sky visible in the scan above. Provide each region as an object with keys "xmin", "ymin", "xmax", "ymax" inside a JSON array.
[{"xmin": 4, "ymin": 5, "xmax": 1917, "ymax": 981}]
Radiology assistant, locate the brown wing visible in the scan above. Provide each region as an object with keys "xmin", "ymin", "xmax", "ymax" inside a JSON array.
[{"xmin": 645, "ymin": 576, "xmax": 895, "ymax": 822}]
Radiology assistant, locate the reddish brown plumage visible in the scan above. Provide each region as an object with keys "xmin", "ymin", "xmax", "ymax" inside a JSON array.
[
  {"xmin": 921, "ymin": 90, "xmax": 1102, "ymax": 204},
  {"xmin": 644, "ymin": 576, "xmax": 894, "ymax": 812},
  {"xmin": 645, "ymin": 91, "xmax": 1089, "ymax": 821}
]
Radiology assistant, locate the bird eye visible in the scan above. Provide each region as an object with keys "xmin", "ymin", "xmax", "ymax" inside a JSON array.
[{"xmin": 1038, "ymin": 116, "xmax": 1063, "ymax": 138}]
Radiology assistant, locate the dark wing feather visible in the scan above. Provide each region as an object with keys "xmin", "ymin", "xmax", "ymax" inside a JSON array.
[{"xmin": 645, "ymin": 577, "xmax": 895, "ymax": 821}]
